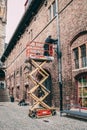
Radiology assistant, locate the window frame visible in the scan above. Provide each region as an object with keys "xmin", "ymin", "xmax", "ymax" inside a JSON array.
[
  {"xmin": 52, "ymin": 1, "xmax": 56, "ymax": 17},
  {"xmin": 48, "ymin": 0, "xmax": 56, "ymax": 21},
  {"xmin": 73, "ymin": 47, "xmax": 79, "ymax": 69},
  {"xmin": 80, "ymin": 44, "xmax": 86, "ymax": 67}
]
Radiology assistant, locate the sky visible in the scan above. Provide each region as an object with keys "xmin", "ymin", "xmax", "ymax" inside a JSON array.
[{"xmin": 6, "ymin": 0, "xmax": 26, "ymax": 43}]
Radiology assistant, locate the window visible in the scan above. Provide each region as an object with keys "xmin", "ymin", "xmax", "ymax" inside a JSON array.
[
  {"xmin": 48, "ymin": 6, "xmax": 52, "ymax": 21},
  {"xmin": 80, "ymin": 44, "xmax": 87, "ymax": 67},
  {"xmin": 52, "ymin": 1, "xmax": 56, "ymax": 17},
  {"xmin": 29, "ymin": 29, "xmax": 33, "ymax": 41},
  {"xmin": 73, "ymin": 44, "xmax": 87, "ymax": 69},
  {"xmin": 73, "ymin": 48, "xmax": 79, "ymax": 69},
  {"xmin": 30, "ymin": 29, "xmax": 33, "ymax": 40},
  {"xmin": 48, "ymin": 0, "xmax": 56, "ymax": 21},
  {"xmin": 78, "ymin": 75, "xmax": 87, "ymax": 107}
]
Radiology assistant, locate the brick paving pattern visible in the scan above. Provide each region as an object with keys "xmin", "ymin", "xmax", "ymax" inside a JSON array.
[{"xmin": 0, "ymin": 102, "xmax": 87, "ymax": 130}]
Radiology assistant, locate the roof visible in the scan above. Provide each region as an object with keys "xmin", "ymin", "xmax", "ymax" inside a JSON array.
[{"xmin": 1, "ymin": 0, "xmax": 44, "ymax": 62}]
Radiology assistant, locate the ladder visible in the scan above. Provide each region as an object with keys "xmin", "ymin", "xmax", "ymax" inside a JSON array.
[{"xmin": 26, "ymin": 41, "xmax": 56, "ymax": 118}]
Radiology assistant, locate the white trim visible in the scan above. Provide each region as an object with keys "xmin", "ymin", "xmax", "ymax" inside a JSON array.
[{"xmin": 72, "ymin": 67, "xmax": 87, "ymax": 72}]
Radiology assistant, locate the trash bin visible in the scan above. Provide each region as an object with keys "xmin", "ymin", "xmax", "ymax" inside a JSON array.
[{"xmin": 10, "ymin": 96, "xmax": 14, "ymax": 102}]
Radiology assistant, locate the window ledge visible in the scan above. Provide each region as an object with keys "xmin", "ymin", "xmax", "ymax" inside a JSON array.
[{"xmin": 72, "ymin": 66, "xmax": 87, "ymax": 72}]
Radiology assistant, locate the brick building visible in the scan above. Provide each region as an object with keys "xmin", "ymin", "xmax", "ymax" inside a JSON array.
[
  {"xmin": 0, "ymin": 0, "xmax": 7, "ymax": 82},
  {"xmin": 0, "ymin": 0, "xmax": 9, "ymax": 101},
  {"xmin": 1, "ymin": 0, "xmax": 87, "ymax": 109},
  {"xmin": 0, "ymin": 0, "xmax": 7, "ymax": 57}
]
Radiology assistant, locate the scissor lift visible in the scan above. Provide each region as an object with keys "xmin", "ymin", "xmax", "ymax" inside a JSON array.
[{"xmin": 26, "ymin": 41, "xmax": 56, "ymax": 118}]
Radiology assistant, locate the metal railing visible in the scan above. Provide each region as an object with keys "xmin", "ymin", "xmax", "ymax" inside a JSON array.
[{"xmin": 26, "ymin": 41, "xmax": 54, "ymax": 59}]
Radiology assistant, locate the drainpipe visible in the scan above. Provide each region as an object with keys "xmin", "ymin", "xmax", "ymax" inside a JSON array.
[{"xmin": 55, "ymin": 0, "xmax": 63, "ymax": 116}]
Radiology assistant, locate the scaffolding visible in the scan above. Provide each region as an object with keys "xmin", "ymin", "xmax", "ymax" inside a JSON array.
[{"xmin": 26, "ymin": 41, "xmax": 56, "ymax": 118}]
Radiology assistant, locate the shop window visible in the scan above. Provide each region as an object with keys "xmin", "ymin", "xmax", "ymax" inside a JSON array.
[
  {"xmin": 78, "ymin": 75, "xmax": 87, "ymax": 107},
  {"xmin": 73, "ymin": 48, "xmax": 79, "ymax": 69},
  {"xmin": 80, "ymin": 44, "xmax": 87, "ymax": 67}
]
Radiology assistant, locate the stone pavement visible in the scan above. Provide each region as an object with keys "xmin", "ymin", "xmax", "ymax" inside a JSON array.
[{"xmin": 0, "ymin": 102, "xmax": 87, "ymax": 130}]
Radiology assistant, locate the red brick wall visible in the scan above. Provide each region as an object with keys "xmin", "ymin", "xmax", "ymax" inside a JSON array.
[
  {"xmin": 5, "ymin": 0, "xmax": 87, "ymax": 108},
  {"xmin": 59, "ymin": 0, "xmax": 87, "ymax": 106}
]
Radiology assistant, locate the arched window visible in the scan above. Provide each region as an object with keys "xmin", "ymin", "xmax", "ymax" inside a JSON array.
[{"xmin": 71, "ymin": 31, "xmax": 87, "ymax": 70}]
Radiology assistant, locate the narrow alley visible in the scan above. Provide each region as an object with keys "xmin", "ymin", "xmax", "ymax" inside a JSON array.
[{"xmin": 0, "ymin": 102, "xmax": 87, "ymax": 130}]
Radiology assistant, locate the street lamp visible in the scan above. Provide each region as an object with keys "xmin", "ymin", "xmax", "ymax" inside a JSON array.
[{"xmin": 55, "ymin": 0, "xmax": 63, "ymax": 116}]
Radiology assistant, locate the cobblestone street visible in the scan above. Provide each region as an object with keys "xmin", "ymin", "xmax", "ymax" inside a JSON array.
[{"xmin": 0, "ymin": 102, "xmax": 87, "ymax": 130}]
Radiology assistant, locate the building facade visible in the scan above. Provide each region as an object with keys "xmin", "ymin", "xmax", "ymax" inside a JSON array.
[
  {"xmin": 1, "ymin": 0, "xmax": 87, "ymax": 109},
  {"xmin": 0, "ymin": 0, "xmax": 7, "ymax": 88},
  {"xmin": 0, "ymin": 0, "xmax": 7, "ymax": 57}
]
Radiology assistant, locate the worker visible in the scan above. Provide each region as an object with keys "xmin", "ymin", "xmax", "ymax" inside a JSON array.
[
  {"xmin": 44, "ymin": 35, "xmax": 58, "ymax": 56},
  {"xmin": 18, "ymin": 99, "xmax": 25, "ymax": 106}
]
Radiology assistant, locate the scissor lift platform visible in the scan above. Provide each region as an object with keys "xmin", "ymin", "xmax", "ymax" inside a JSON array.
[{"xmin": 26, "ymin": 41, "xmax": 56, "ymax": 118}]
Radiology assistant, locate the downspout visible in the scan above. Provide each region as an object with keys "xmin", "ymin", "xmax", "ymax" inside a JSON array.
[{"xmin": 55, "ymin": 0, "xmax": 63, "ymax": 115}]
